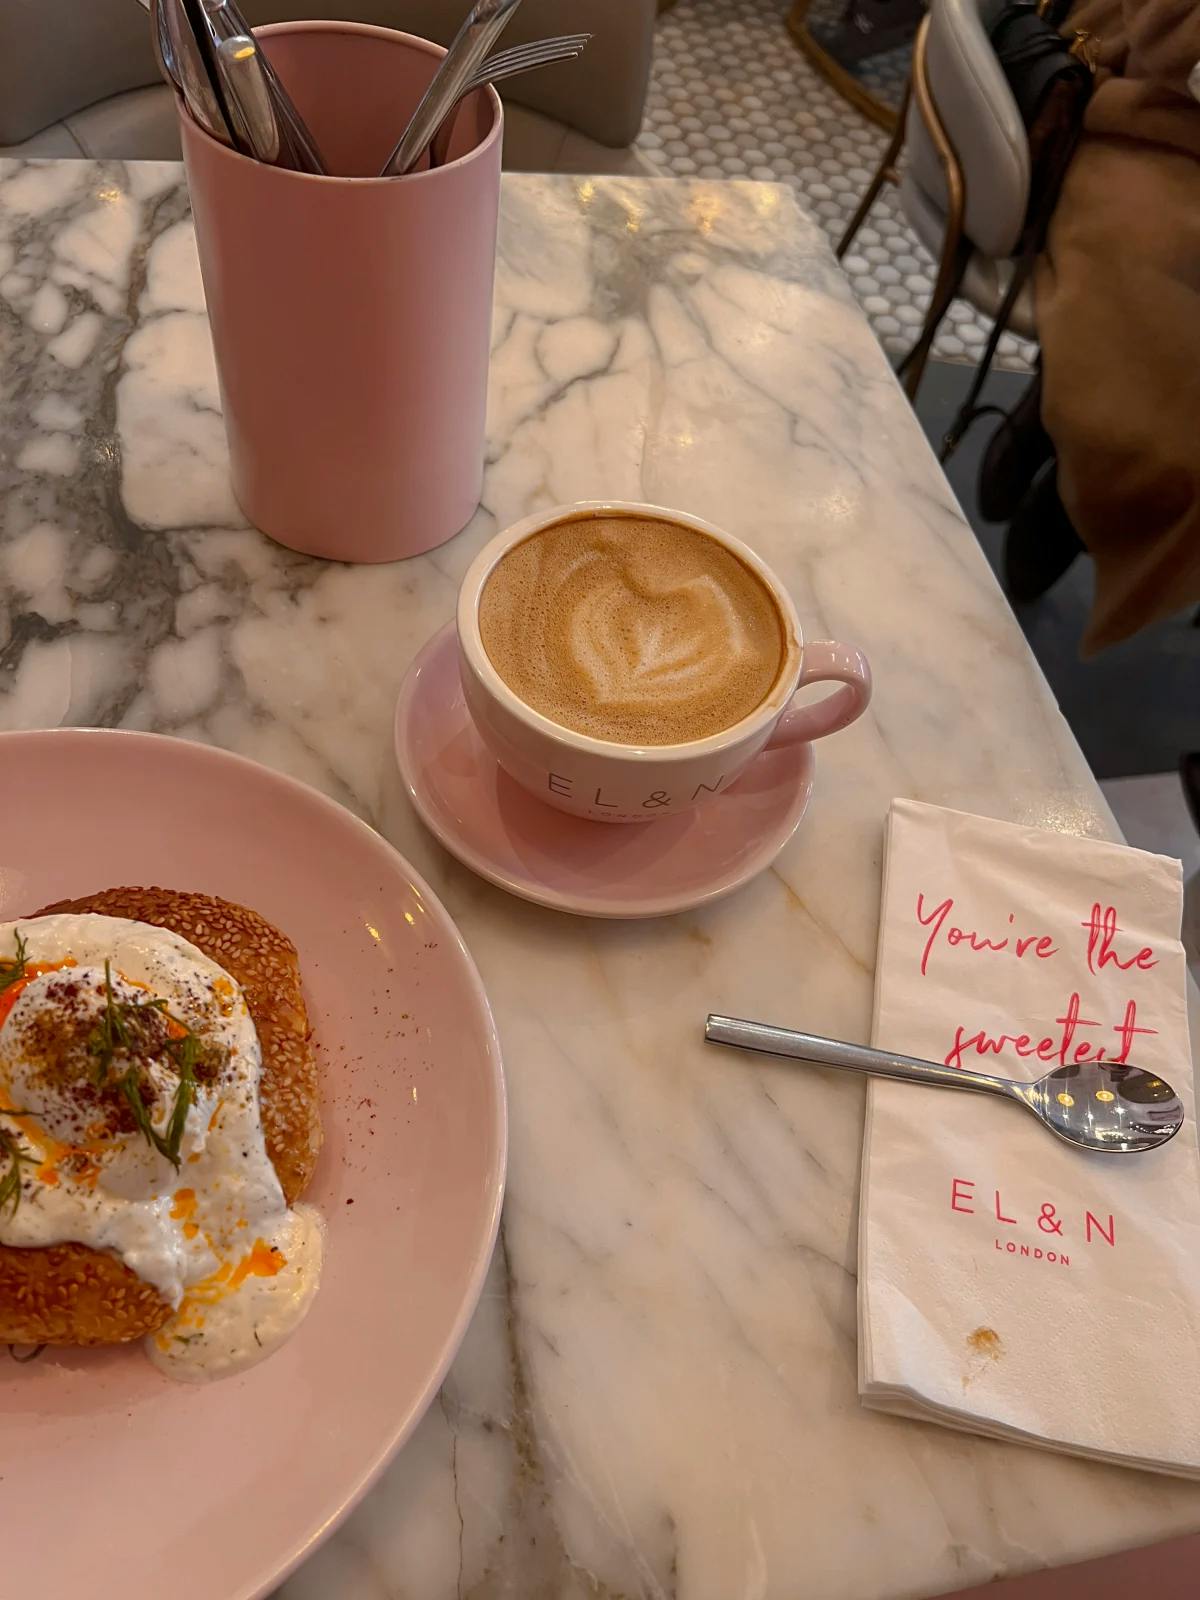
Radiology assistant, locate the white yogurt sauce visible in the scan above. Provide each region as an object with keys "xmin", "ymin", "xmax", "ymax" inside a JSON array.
[
  {"xmin": 147, "ymin": 1204, "xmax": 325, "ymax": 1380},
  {"xmin": 0, "ymin": 913, "xmax": 323, "ymax": 1379}
]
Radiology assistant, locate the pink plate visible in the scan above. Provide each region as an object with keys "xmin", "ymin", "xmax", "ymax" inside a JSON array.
[
  {"xmin": 395, "ymin": 624, "xmax": 816, "ymax": 918},
  {"xmin": 0, "ymin": 728, "xmax": 506, "ymax": 1600}
]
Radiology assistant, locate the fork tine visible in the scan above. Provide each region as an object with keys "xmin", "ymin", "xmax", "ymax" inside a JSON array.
[
  {"xmin": 488, "ymin": 31, "xmax": 591, "ymax": 55},
  {"xmin": 463, "ymin": 36, "xmax": 590, "ymax": 91},
  {"xmin": 469, "ymin": 50, "xmax": 586, "ymax": 91},
  {"xmin": 475, "ymin": 36, "xmax": 590, "ymax": 73},
  {"xmin": 475, "ymin": 34, "xmax": 591, "ymax": 70},
  {"xmin": 484, "ymin": 43, "xmax": 588, "ymax": 73}
]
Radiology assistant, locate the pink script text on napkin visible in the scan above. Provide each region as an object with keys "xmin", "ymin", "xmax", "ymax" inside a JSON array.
[{"xmin": 914, "ymin": 895, "xmax": 1163, "ymax": 1074}]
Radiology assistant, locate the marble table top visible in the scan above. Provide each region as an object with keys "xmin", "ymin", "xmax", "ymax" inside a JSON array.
[{"xmin": 2, "ymin": 159, "xmax": 1199, "ymax": 1600}]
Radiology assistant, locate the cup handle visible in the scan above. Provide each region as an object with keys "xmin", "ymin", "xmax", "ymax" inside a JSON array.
[{"xmin": 766, "ymin": 641, "xmax": 872, "ymax": 747}]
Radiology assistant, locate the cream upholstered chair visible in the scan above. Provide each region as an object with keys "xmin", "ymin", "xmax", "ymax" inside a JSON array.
[
  {"xmin": 0, "ymin": 0, "xmax": 657, "ymax": 173},
  {"xmin": 838, "ymin": 0, "xmax": 1034, "ymax": 399}
]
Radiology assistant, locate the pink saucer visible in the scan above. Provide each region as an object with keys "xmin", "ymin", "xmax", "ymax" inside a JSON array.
[{"xmin": 395, "ymin": 624, "xmax": 816, "ymax": 918}]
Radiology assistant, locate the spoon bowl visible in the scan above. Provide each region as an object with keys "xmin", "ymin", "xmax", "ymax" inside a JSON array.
[
  {"xmin": 705, "ymin": 1015, "xmax": 1184, "ymax": 1154},
  {"xmin": 1014, "ymin": 1058, "xmax": 1184, "ymax": 1152}
]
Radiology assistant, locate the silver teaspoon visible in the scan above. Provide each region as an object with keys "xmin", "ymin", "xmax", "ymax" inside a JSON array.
[{"xmin": 705, "ymin": 1015, "xmax": 1184, "ymax": 1154}]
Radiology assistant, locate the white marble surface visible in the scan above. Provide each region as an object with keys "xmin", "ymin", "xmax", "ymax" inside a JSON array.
[{"xmin": 2, "ymin": 159, "xmax": 1199, "ymax": 1600}]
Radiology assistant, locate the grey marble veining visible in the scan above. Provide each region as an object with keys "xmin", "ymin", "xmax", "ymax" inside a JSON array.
[{"xmin": 2, "ymin": 158, "xmax": 1199, "ymax": 1600}]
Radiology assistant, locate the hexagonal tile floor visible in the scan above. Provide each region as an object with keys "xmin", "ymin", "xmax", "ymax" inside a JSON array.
[{"xmin": 639, "ymin": 0, "xmax": 1036, "ymax": 372}]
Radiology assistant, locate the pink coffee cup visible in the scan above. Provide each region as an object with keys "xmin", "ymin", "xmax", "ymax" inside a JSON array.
[
  {"xmin": 180, "ymin": 22, "xmax": 502, "ymax": 563},
  {"xmin": 457, "ymin": 501, "xmax": 872, "ymax": 824}
]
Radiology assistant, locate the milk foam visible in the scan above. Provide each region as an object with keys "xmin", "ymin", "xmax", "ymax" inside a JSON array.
[{"xmin": 478, "ymin": 515, "xmax": 786, "ymax": 745}]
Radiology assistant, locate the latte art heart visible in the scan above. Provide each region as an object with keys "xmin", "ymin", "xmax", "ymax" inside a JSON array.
[
  {"xmin": 479, "ymin": 515, "xmax": 787, "ymax": 746},
  {"xmin": 570, "ymin": 571, "xmax": 761, "ymax": 705}
]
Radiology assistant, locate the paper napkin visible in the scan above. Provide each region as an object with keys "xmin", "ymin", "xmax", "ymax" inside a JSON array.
[{"xmin": 859, "ymin": 800, "xmax": 1200, "ymax": 1476}]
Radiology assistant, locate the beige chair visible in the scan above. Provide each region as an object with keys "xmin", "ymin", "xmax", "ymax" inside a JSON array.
[
  {"xmin": 838, "ymin": 0, "xmax": 1035, "ymax": 399},
  {"xmin": 0, "ymin": 0, "xmax": 657, "ymax": 174}
]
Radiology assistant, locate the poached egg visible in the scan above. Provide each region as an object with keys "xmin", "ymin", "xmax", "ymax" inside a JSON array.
[{"xmin": 0, "ymin": 913, "xmax": 322, "ymax": 1379}]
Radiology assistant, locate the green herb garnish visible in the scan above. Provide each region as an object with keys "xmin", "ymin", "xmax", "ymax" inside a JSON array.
[
  {"xmin": 0, "ymin": 930, "xmax": 29, "ymax": 995},
  {"xmin": 0, "ymin": 931, "xmax": 38, "ymax": 1218},
  {"xmin": 0, "ymin": 1116, "xmax": 36, "ymax": 1218},
  {"xmin": 161, "ymin": 1030, "xmax": 200, "ymax": 1167},
  {"xmin": 87, "ymin": 961, "xmax": 201, "ymax": 1171},
  {"xmin": 89, "ymin": 961, "xmax": 165, "ymax": 1082}
]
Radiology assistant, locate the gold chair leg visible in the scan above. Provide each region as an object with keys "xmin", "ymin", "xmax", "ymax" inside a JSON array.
[
  {"xmin": 835, "ymin": 78, "xmax": 910, "ymax": 260},
  {"xmin": 892, "ymin": 16, "xmax": 966, "ymax": 402},
  {"xmin": 895, "ymin": 250, "xmax": 962, "ymax": 400}
]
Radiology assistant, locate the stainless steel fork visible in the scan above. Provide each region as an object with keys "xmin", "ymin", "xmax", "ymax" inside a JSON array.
[{"xmin": 429, "ymin": 33, "xmax": 592, "ymax": 167}]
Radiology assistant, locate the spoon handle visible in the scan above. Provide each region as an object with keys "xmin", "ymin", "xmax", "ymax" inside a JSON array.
[{"xmin": 705, "ymin": 1015, "xmax": 1016, "ymax": 1100}]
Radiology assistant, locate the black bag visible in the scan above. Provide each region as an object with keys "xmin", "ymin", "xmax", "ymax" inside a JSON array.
[{"xmin": 939, "ymin": 0, "xmax": 1094, "ymax": 460}]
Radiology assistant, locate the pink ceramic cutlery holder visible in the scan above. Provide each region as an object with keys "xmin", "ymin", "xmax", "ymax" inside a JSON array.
[{"xmin": 180, "ymin": 21, "xmax": 502, "ymax": 562}]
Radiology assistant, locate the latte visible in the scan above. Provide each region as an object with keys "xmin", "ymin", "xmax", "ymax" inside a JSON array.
[{"xmin": 477, "ymin": 513, "xmax": 787, "ymax": 746}]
